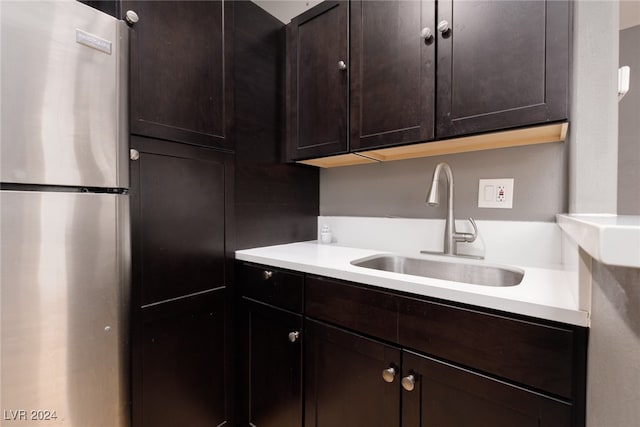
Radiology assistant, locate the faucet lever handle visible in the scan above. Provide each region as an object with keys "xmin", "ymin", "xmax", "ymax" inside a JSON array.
[
  {"xmin": 454, "ymin": 217, "xmax": 478, "ymax": 243},
  {"xmin": 465, "ymin": 217, "xmax": 478, "ymax": 242}
]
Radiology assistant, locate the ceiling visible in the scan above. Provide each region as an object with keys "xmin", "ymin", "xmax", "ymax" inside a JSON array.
[{"xmin": 620, "ymin": 0, "xmax": 640, "ymax": 30}]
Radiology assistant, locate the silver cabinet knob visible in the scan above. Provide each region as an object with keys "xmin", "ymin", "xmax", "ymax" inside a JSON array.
[
  {"xmin": 420, "ymin": 27, "xmax": 433, "ymax": 41},
  {"xmin": 338, "ymin": 60, "xmax": 347, "ymax": 71},
  {"xmin": 262, "ymin": 270, "xmax": 273, "ymax": 280},
  {"xmin": 382, "ymin": 366, "xmax": 397, "ymax": 383},
  {"xmin": 125, "ymin": 10, "xmax": 139, "ymax": 25},
  {"xmin": 401, "ymin": 374, "xmax": 417, "ymax": 391},
  {"xmin": 288, "ymin": 331, "xmax": 300, "ymax": 342},
  {"xmin": 437, "ymin": 20, "xmax": 450, "ymax": 34},
  {"xmin": 130, "ymin": 148, "xmax": 140, "ymax": 161}
]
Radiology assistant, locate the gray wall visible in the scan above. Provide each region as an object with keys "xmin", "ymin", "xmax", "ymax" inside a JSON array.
[
  {"xmin": 320, "ymin": 142, "xmax": 566, "ymax": 222},
  {"xmin": 587, "ymin": 259, "xmax": 640, "ymax": 427},
  {"xmin": 618, "ymin": 24, "xmax": 640, "ymax": 215},
  {"xmin": 568, "ymin": 0, "xmax": 619, "ymax": 214}
]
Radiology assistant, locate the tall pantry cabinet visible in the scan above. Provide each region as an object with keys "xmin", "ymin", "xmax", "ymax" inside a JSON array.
[{"xmin": 123, "ymin": 1, "xmax": 234, "ymax": 426}]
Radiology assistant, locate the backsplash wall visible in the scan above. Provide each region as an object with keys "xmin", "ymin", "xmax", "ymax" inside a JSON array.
[{"xmin": 320, "ymin": 142, "xmax": 566, "ymax": 222}]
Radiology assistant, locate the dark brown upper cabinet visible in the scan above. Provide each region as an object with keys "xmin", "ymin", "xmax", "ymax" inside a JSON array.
[
  {"xmin": 286, "ymin": 0, "xmax": 570, "ymax": 163},
  {"xmin": 286, "ymin": 1, "xmax": 349, "ymax": 161},
  {"xmin": 436, "ymin": 0, "xmax": 570, "ymax": 138},
  {"xmin": 350, "ymin": 0, "xmax": 435, "ymax": 151},
  {"xmin": 125, "ymin": 0, "xmax": 234, "ymax": 150}
]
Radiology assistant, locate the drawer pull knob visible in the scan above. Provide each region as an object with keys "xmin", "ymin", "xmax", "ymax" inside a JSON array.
[
  {"xmin": 382, "ymin": 366, "xmax": 397, "ymax": 383},
  {"xmin": 402, "ymin": 374, "xmax": 417, "ymax": 392},
  {"xmin": 262, "ymin": 270, "xmax": 273, "ymax": 280},
  {"xmin": 288, "ymin": 331, "xmax": 300, "ymax": 342}
]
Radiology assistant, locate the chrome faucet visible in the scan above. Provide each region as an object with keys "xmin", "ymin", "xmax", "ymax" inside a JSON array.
[{"xmin": 424, "ymin": 162, "xmax": 478, "ymax": 256}]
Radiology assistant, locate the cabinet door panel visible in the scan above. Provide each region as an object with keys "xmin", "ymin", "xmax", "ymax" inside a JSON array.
[
  {"xmin": 305, "ymin": 320, "xmax": 401, "ymax": 427},
  {"xmin": 286, "ymin": 1, "xmax": 348, "ymax": 160},
  {"xmin": 350, "ymin": 0, "xmax": 435, "ymax": 150},
  {"xmin": 131, "ymin": 136, "xmax": 230, "ymax": 306},
  {"xmin": 125, "ymin": 0, "xmax": 233, "ymax": 149},
  {"xmin": 137, "ymin": 290, "xmax": 226, "ymax": 427},
  {"xmin": 436, "ymin": 0, "xmax": 569, "ymax": 137},
  {"xmin": 402, "ymin": 351, "xmax": 572, "ymax": 427},
  {"xmin": 241, "ymin": 301, "xmax": 302, "ymax": 427}
]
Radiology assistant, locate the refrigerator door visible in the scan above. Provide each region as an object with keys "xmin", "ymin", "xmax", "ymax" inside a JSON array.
[
  {"xmin": 1, "ymin": 191, "xmax": 130, "ymax": 427},
  {"xmin": 0, "ymin": 0, "xmax": 128, "ymax": 188}
]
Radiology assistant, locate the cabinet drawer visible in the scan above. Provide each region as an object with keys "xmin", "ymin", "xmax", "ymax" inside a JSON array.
[
  {"xmin": 399, "ymin": 297, "xmax": 580, "ymax": 399},
  {"xmin": 305, "ymin": 275, "xmax": 399, "ymax": 343},
  {"xmin": 238, "ymin": 263, "xmax": 303, "ymax": 312}
]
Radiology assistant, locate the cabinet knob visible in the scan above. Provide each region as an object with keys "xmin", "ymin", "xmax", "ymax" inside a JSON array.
[
  {"xmin": 124, "ymin": 10, "xmax": 139, "ymax": 26},
  {"xmin": 262, "ymin": 270, "xmax": 273, "ymax": 280},
  {"xmin": 437, "ymin": 20, "xmax": 450, "ymax": 34},
  {"xmin": 420, "ymin": 27, "xmax": 433, "ymax": 41},
  {"xmin": 401, "ymin": 374, "xmax": 417, "ymax": 392},
  {"xmin": 130, "ymin": 148, "xmax": 140, "ymax": 161},
  {"xmin": 381, "ymin": 366, "xmax": 397, "ymax": 383},
  {"xmin": 288, "ymin": 331, "xmax": 300, "ymax": 342},
  {"xmin": 338, "ymin": 60, "xmax": 347, "ymax": 71}
]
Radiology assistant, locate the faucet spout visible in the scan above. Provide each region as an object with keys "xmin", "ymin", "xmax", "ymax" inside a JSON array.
[
  {"xmin": 426, "ymin": 162, "xmax": 454, "ymax": 207},
  {"xmin": 425, "ymin": 162, "xmax": 477, "ymax": 256}
]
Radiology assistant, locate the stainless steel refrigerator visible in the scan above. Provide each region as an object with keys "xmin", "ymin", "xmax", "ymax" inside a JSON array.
[{"xmin": 1, "ymin": 1, "xmax": 130, "ymax": 425}]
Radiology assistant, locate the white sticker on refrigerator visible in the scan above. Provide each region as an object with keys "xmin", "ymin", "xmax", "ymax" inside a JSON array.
[{"xmin": 76, "ymin": 29, "xmax": 112, "ymax": 54}]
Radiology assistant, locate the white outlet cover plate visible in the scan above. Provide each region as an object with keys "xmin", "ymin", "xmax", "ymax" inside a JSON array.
[{"xmin": 478, "ymin": 178, "xmax": 514, "ymax": 208}]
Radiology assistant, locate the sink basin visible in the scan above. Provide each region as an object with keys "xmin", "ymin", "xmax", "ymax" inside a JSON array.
[{"xmin": 351, "ymin": 255, "xmax": 524, "ymax": 287}]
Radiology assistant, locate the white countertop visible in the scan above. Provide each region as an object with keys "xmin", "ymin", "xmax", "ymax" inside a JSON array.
[
  {"xmin": 236, "ymin": 241, "xmax": 588, "ymax": 327},
  {"xmin": 557, "ymin": 214, "xmax": 640, "ymax": 268}
]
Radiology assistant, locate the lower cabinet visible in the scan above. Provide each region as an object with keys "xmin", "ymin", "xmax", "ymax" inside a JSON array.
[
  {"xmin": 239, "ymin": 300, "xmax": 303, "ymax": 427},
  {"xmin": 304, "ymin": 321, "xmax": 572, "ymax": 427},
  {"xmin": 304, "ymin": 320, "xmax": 401, "ymax": 427},
  {"xmin": 238, "ymin": 263, "xmax": 587, "ymax": 427}
]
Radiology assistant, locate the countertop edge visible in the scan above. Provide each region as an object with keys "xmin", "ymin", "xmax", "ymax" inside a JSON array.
[
  {"xmin": 236, "ymin": 246, "xmax": 589, "ymax": 328},
  {"xmin": 556, "ymin": 214, "xmax": 640, "ymax": 269}
]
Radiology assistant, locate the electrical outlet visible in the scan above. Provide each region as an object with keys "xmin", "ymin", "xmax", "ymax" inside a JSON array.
[{"xmin": 478, "ymin": 179, "xmax": 514, "ymax": 208}]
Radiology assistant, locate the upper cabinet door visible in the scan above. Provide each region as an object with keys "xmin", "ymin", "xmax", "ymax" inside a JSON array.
[
  {"xmin": 436, "ymin": 0, "xmax": 570, "ymax": 138},
  {"xmin": 286, "ymin": 1, "xmax": 348, "ymax": 161},
  {"xmin": 350, "ymin": 0, "xmax": 435, "ymax": 151},
  {"xmin": 125, "ymin": 0, "xmax": 233, "ymax": 150}
]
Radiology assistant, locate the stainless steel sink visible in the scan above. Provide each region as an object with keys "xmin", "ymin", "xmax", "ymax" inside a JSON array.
[{"xmin": 351, "ymin": 255, "xmax": 524, "ymax": 287}]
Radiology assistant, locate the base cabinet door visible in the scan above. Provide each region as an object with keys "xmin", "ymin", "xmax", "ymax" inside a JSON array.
[
  {"xmin": 130, "ymin": 137, "xmax": 233, "ymax": 427},
  {"xmin": 137, "ymin": 290, "xmax": 226, "ymax": 427},
  {"xmin": 304, "ymin": 320, "xmax": 401, "ymax": 427},
  {"xmin": 240, "ymin": 300, "xmax": 303, "ymax": 427},
  {"xmin": 401, "ymin": 351, "xmax": 573, "ymax": 427}
]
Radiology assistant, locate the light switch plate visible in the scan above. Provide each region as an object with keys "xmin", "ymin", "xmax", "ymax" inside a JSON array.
[{"xmin": 478, "ymin": 178, "xmax": 514, "ymax": 208}]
